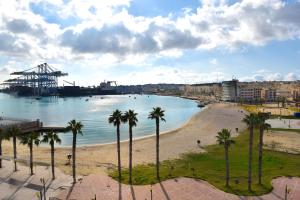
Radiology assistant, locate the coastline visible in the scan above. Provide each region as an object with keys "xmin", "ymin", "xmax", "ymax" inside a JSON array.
[
  {"xmin": 62, "ymin": 105, "xmax": 209, "ymax": 149},
  {"xmin": 2, "ymin": 103, "xmax": 246, "ymax": 175}
]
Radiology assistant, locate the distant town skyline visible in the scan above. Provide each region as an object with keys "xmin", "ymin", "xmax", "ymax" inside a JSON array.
[{"xmin": 0, "ymin": 0, "xmax": 300, "ymax": 86}]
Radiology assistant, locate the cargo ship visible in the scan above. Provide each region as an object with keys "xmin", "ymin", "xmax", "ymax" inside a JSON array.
[{"xmin": 57, "ymin": 81, "xmax": 119, "ymax": 96}]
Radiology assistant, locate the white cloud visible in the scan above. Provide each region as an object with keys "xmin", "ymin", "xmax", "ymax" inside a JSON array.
[
  {"xmin": 255, "ymin": 69, "xmax": 271, "ymax": 74},
  {"xmin": 240, "ymin": 72, "xmax": 300, "ymax": 82},
  {"xmin": 116, "ymin": 66, "xmax": 227, "ymax": 85},
  {"xmin": 1, "ymin": 0, "xmax": 298, "ymax": 60},
  {"xmin": 0, "ymin": 0, "xmax": 299, "ymax": 85},
  {"xmin": 284, "ymin": 72, "xmax": 299, "ymax": 81},
  {"xmin": 209, "ymin": 58, "xmax": 218, "ymax": 65}
]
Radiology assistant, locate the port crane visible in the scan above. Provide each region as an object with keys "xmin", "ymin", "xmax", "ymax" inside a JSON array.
[{"xmin": 3, "ymin": 63, "xmax": 68, "ymax": 96}]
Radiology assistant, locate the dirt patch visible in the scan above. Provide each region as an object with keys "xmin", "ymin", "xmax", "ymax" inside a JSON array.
[{"xmin": 264, "ymin": 130, "xmax": 300, "ymax": 154}]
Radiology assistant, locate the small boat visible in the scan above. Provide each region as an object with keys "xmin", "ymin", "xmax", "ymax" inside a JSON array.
[
  {"xmin": 197, "ymin": 102, "xmax": 205, "ymax": 108},
  {"xmin": 35, "ymin": 97, "xmax": 41, "ymax": 100},
  {"xmin": 85, "ymin": 99, "xmax": 89, "ymax": 102}
]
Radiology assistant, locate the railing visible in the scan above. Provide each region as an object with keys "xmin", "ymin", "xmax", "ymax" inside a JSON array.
[
  {"xmin": 0, "ymin": 117, "xmax": 42, "ymax": 133},
  {"xmin": 18, "ymin": 120, "xmax": 43, "ymax": 133}
]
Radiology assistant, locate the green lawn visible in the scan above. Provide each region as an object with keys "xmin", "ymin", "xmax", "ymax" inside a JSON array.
[{"xmin": 109, "ymin": 129, "xmax": 300, "ymax": 196}]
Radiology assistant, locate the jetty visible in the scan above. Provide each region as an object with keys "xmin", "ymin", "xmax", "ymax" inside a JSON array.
[{"xmin": 0, "ymin": 116, "xmax": 66, "ymax": 133}]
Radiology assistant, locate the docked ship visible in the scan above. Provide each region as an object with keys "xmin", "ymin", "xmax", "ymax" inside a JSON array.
[{"xmin": 57, "ymin": 81, "xmax": 119, "ymax": 96}]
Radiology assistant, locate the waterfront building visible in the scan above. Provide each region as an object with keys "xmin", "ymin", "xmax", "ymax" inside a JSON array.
[
  {"xmin": 293, "ymin": 90, "xmax": 300, "ymax": 101},
  {"xmin": 264, "ymin": 89, "xmax": 277, "ymax": 102},
  {"xmin": 222, "ymin": 79, "xmax": 238, "ymax": 102},
  {"xmin": 183, "ymin": 83, "xmax": 222, "ymax": 99},
  {"xmin": 239, "ymin": 88, "xmax": 262, "ymax": 102},
  {"xmin": 276, "ymin": 90, "xmax": 291, "ymax": 98}
]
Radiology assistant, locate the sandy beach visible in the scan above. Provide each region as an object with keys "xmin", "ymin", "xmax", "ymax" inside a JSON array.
[{"xmin": 1, "ymin": 103, "xmax": 246, "ymax": 175}]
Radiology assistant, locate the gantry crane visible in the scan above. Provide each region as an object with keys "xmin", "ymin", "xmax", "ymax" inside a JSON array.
[{"xmin": 3, "ymin": 63, "xmax": 68, "ymax": 96}]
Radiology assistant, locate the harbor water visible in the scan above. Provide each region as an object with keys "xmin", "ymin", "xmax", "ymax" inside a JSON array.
[{"xmin": 0, "ymin": 93, "xmax": 200, "ymax": 146}]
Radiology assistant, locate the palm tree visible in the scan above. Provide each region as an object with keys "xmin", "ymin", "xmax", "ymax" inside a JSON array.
[
  {"xmin": 67, "ymin": 119, "xmax": 83, "ymax": 183},
  {"xmin": 19, "ymin": 132, "xmax": 40, "ymax": 175},
  {"xmin": 216, "ymin": 129, "xmax": 235, "ymax": 188},
  {"xmin": 242, "ymin": 113, "xmax": 259, "ymax": 191},
  {"xmin": 257, "ymin": 115, "xmax": 271, "ymax": 185},
  {"xmin": 7, "ymin": 126, "xmax": 21, "ymax": 171},
  {"xmin": 41, "ymin": 132, "xmax": 61, "ymax": 180},
  {"xmin": 148, "ymin": 107, "xmax": 165, "ymax": 179},
  {"xmin": 122, "ymin": 110, "xmax": 138, "ymax": 184},
  {"xmin": 108, "ymin": 109, "xmax": 123, "ymax": 182}
]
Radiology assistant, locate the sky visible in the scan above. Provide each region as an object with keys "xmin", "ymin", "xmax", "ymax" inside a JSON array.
[{"xmin": 0, "ymin": 0, "xmax": 300, "ymax": 86}]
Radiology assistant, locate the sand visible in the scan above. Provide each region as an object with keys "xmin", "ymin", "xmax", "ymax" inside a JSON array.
[
  {"xmin": 1, "ymin": 103, "xmax": 246, "ymax": 175},
  {"xmin": 266, "ymin": 119, "xmax": 300, "ymax": 129},
  {"xmin": 264, "ymin": 130, "xmax": 300, "ymax": 154}
]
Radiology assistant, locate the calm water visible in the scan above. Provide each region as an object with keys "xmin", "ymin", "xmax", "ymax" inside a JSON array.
[{"xmin": 0, "ymin": 93, "xmax": 200, "ymax": 146}]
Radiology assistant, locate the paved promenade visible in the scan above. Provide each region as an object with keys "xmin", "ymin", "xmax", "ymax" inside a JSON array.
[
  {"xmin": 57, "ymin": 174, "xmax": 300, "ymax": 200},
  {"xmin": 0, "ymin": 160, "xmax": 72, "ymax": 200}
]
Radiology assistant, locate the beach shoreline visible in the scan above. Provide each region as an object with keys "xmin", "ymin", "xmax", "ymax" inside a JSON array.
[
  {"xmin": 56, "ymin": 104, "xmax": 209, "ymax": 149},
  {"xmin": 2, "ymin": 103, "xmax": 246, "ymax": 175}
]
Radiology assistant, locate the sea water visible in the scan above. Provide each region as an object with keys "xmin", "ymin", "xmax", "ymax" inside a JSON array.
[{"xmin": 0, "ymin": 93, "xmax": 200, "ymax": 146}]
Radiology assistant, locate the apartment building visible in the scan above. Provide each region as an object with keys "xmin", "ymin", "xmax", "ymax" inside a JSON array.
[
  {"xmin": 264, "ymin": 89, "xmax": 277, "ymax": 102},
  {"xmin": 293, "ymin": 90, "xmax": 300, "ymax": 101},
  {"xmin": 239, "ymin": 88, "xmax": 262, "ymax": 101}
]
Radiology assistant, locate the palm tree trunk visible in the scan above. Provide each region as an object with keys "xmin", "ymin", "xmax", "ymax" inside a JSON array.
[
  {"xmin": 117, "ymin": 124, "xmax": 121, "ymax": 182},
  {"xmin": 72, "ymin": 133, "xmax": 77, "ymax": 183},
  {"xmin": 13, "ymin": 136, "xmax": 17, "ymax": 171},
  {"xmin": 0, "ymin": 139, "xmax": 2, "ymax": 168},
  {"xmin": 248, "ymin": 126, "xmax": 253, "ymax": 191},
  {"xmin": 51, "ymin": 142, "xmax": 55, "ymax": 180},
  {"xmin": 258, "ymin": 126, "xmax": 264, "ymax": 185},
  {"xmin": 156, "ymin": 118, "xmax": 160, "ymax": 180},
  {"xmin": 225, "ymin": 144, "xmax": 229, "ymax": 188},
  {"xmin": 129, "ymin": 126, "xmax": 132, "ymax": 184},
  {"xmin": 30, "ymin": 143, "xmax": 33, "ymax": 175}
]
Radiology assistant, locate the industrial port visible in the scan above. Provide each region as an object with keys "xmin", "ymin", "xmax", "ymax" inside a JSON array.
[
  {"xmin": 0, "ymin": 63, "xmax": 120, "ymax": 96},
  {"xmin": 1, "ymin": 63, "xmax": 300, "ymax": 107}
]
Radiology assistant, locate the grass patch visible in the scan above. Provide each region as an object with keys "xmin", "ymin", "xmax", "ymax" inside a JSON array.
[
  {"xmin": 270, "ymin": 128, "xmax": 300, "ymax": 133},
  {"xmin": 109, "ymin": 129, "xmax": 300, "ymax": 196},
  {"xmin": 241, "ymin": 105, "xmax": 260, "ymax": 113},
  {"xmin": 241, "ymin": 105, "xmax": 300, "ymax": 119}
]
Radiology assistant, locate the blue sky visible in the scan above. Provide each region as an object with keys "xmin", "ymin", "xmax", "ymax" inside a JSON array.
[{"xmin": 0, "ymin": 0, "xmax": 300, "ymax": 85}]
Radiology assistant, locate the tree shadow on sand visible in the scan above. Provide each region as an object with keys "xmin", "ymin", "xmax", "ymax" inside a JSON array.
[
  {"xmin": 130, "ymin": 185, "xmax": 136, "ymax": 200},
  {"xmin": 159, "ymin": 182, "xmax": 171, "ymax": 200}
]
